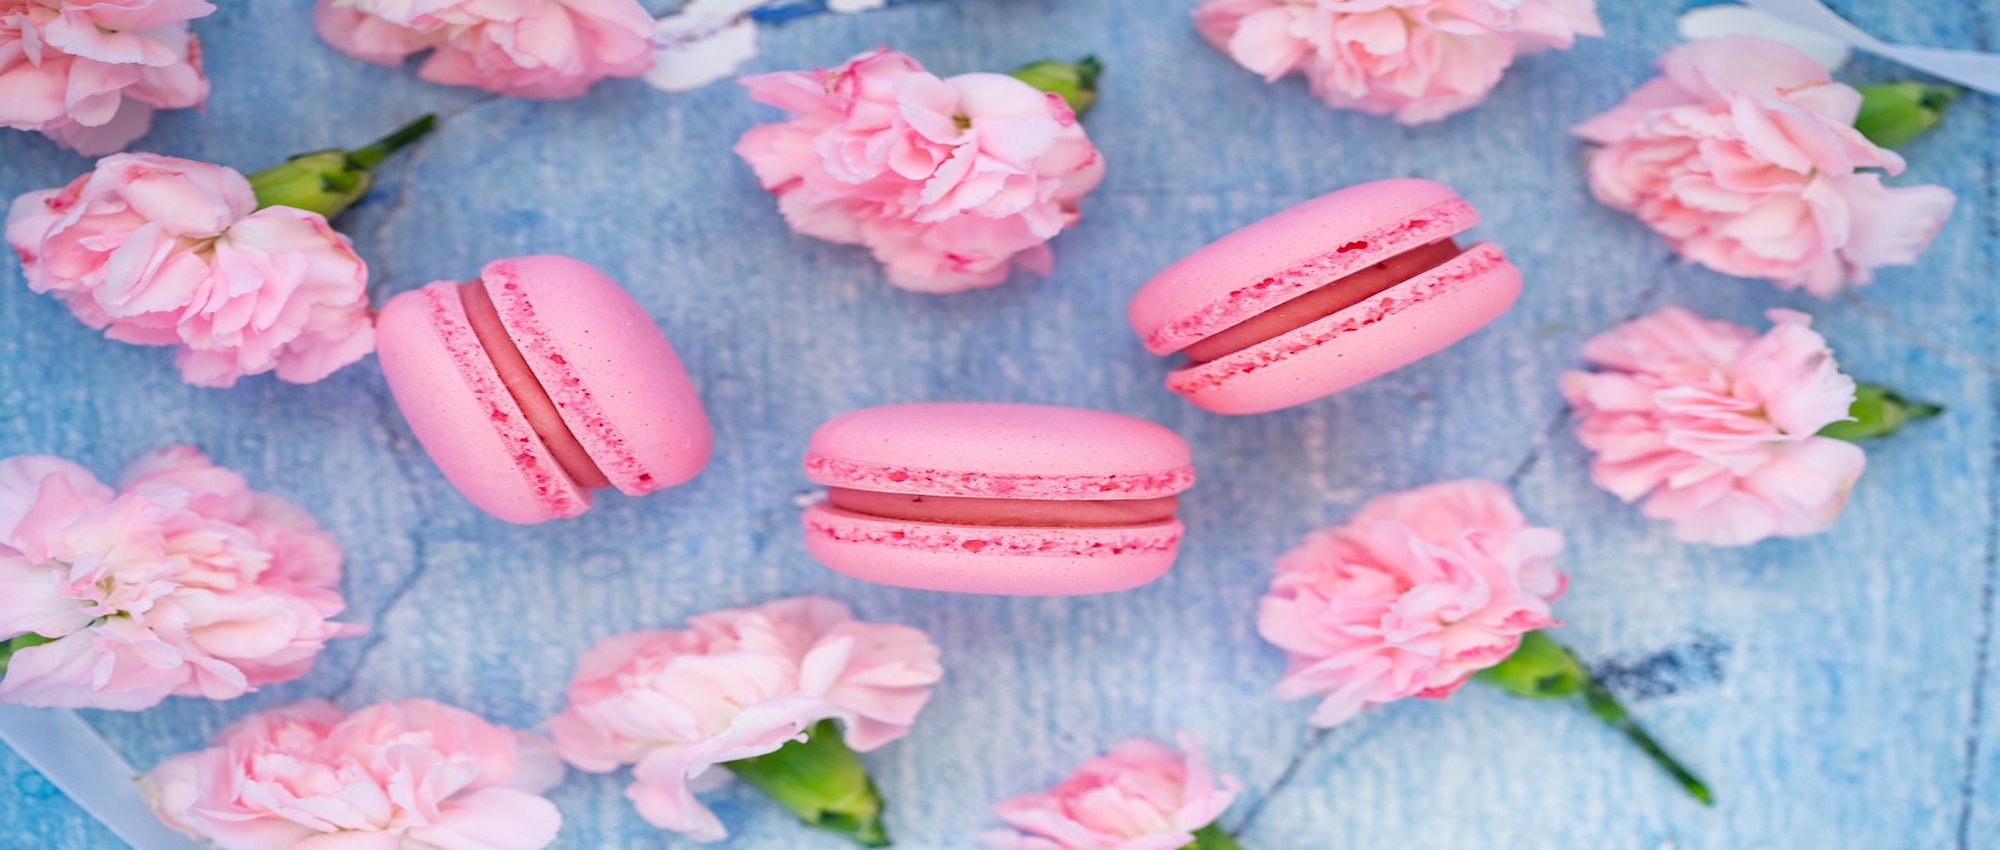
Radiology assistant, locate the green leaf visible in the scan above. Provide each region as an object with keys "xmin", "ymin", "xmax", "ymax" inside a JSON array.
[
  {"xmin": 0, "ymin": 632, "xmax": 59, "ymax": 678},
  {"xmin": 247, "ymin": 114, "xmax": 436, "ymax": 218},
  {"xmin": 722, "ymin": 719, "xmax": 892, "ymax": 847},
  {"xmin": 1854, "ymin": 82, "xmax": 1958, "ymax": 149},
  {"xmin": 1010, "ymin": 57, "xmax": 1103, "ymax": 118},
  {"xmin": 1818, "ymin": 383, "xmax": 1944, "ymax": 442},
  {"xmin": 1183, "ymin": 821, "xmax": 1245, "ymax": 850},
  {"xmin": 1473, "ymin": 630, "xmax": 1588, "ymax": 699}
]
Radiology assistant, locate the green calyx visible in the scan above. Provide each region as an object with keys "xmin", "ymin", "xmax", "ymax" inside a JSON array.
[
  {"xmin": 1819, "ymin": 383, "xmax": 1943, "ymax": 442},
  {"xmin": 247, "ymin": 114, "xmax": 437, "ymax": 219},
  {"xmin": 1474, "ymin": 630, "xmax": 1588, "ymax": 699},
  {"xmin": 722, "ymin": 719, "xmax": 892, "ymax": 847},
  {"xmin": 0, "ymin": 632, "xmax": 59, "ymax": 678},
  {"xmin": 1182, "ymin": 821, "xmax": 1245, "ymax": 850},
  {"xmin": 1010, "ymin": 57, "xmax": 1103, "ymax": 118},
  {"xmin": 1478, "ymin": 630, "xmax": 1714, "ymax": 806},
  {"xmin": 1853, "ymin": 82, "xmax": 1959, "ymax": 149}
]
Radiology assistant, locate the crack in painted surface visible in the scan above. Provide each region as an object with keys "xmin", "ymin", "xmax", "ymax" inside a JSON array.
[
  {"xmin": 1227, "ymin": 728, "xmax": 1329, "ymax": 836},
  {"xmin": 1844, "ymin": 293, "xmax": 2000, "ymax": 377},
  {"xmin": 323, "ymin": 93, "xmax": 518, "ymax": 698},
  {"xmin": 328, "ymin": 380, "xmax": 440, "ymax": 701},
  {"xmin": 1507, "ymin": 405, "xmax": 1572, "ymax": 487},
  {"xmin": 1954, "ymin": 31, "xmax": 2000, "ymax": 842},
  {"xmin": 1956, "ymin": 419, "xmax": 1997, "ymax": 850}
]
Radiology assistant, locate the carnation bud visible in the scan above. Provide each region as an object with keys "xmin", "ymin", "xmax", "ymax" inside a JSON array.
[
  {"xmin": 1478, "ymin": 630, "xmax": 1714, "ymax": 806},
  {"xmin": 1819, "ymin": 383, "xmax": 1944, "ymax": 442},
  {"xmin": 1853, "ymin": 82, "xmax": 1958, "ymax": 149},
  {"xmin": 1010, "ymin": 57, "xmax": 1102, "ymax": 117},
  {"xmin": 723, "ymin": 719, "xmax": 891, "ymax": 847},
  {"xmin": 247, "ymin": 114, "xmax": 437, "ymax": 219}
]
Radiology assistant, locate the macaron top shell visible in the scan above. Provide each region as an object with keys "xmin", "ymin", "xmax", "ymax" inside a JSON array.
[
  {"xmin": 804, "ymin": 402, "xmax": 1193, "ymax": 500},
  {"xmin": 1128, "ymin": 178, "xmax": 1477, "ymax": 355},
  {"xmin": 479, "ymin": 255, "xmax": 711, "ymax": 496}
]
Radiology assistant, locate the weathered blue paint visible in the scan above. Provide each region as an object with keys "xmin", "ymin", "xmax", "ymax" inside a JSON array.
[{"xmin": 2, "ymin": 1, "xmax": 1996, "ymax": 847}]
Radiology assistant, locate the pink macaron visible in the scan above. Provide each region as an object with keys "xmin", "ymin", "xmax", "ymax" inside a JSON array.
[
  {"xmin": 1129, "ymin": 178, "xmax": 1522, "ymax": 415},
  {"xmin": 800, "ymin": 402, "xmax": 1195, "ymax": 595},
  {"xmin": 375, "ymin": 255, "xmax": 712, "ymax": 523}
]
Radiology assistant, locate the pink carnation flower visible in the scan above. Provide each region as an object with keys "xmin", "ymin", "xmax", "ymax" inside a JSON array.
[
  {"xmin": 735, "ymin": 48, "xmax": 1106, "ymax": 293},
  {"xmin": 0, "ymin": 0, "xmax": 212, "ymax": 155},
  {"xmin": 547, "ymin": 596, "xmax": 943, "ymax": 841},
  {"xmin": 6, "ymin": 153, "xmax": 374, "ymax": 388},
  {"xmin": 1561, "ymin": 307, "xmax": 1865, "ymax": 546},
  {"xmin": 0, "ymin": 447, "xmax": 361, "ymax": 710},
  {"xmin": 1259, "ymin": 479, "xmax": 1566, "ymax": 727},
  {"xmin": 1574, "ymin": 36, "xmax": 1956, "ymax": 295},
  {"xmin": 1192, "ymin": 0, "xmax": 1601, "ymax": 124},
  {"xmin": 981, "ymin": 733, "xmax": 1243, "ymax": 850},
  {"xmin": 313, "ymin": 0, "xmax": 654, "ymax": 99},
  {"xmin": 145, "ymin": 698, "xmax": 565, "ymax": 850}
]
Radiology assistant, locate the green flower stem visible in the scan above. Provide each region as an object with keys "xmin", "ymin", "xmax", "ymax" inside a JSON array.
[
  {"xmin": 1581, "ymin": 681, "xmax": 1715, "ymax": 806},
  {"xmin": 247, "ymin": 114, "xmax": 437, "ymax": 218},
  {"xmin": 1184, "ymin": 821, "xmax": 1245, "ymax": 850},
  {"xmin": 1010, "ymin": 57, "xmax": 1102, "ymax": 118},
  {"xmin": 1819, "ymin": 383, "xmax": 1944, "ymax": 442},
  {"xmin": 722, "ymin": 719, "xmax": 891, "ymax": 847},
  {"xmin": 1854, "ymin": 82, "xmax": 1959, "ymax": 149},
  {"xmin": 0, "ymin": 632, "xmax": 58, "ymax": 678},
  {"xmin": 347, "ymin": 114, "xmax": 437, "ymax": 170},
  {"xmin": 1476, "ymin": 630, "xmax": 1714, "ymax": 806}
]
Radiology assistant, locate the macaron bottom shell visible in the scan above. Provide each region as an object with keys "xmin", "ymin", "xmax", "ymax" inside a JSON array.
[
  {"xmin": 1166, "ymin": 242, "xmax": 1522, "ymax": 415},
  {"xmin": 377, "ymin": 280, "xmax": 596, "ymax": 524},
  {"xmin": 375, "ymin": 255, "xmax": 712, "ymax": 524},
  {"xmin": 802, "ymin": 503, "xmax": 1183, "ymax": 595}
]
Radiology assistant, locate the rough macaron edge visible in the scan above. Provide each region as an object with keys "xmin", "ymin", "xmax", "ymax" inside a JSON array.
[
  {"xmin": 1165, "ymin": 241, "xmax": 1515, "ymax": 394},
  {"xmin": 414, "ymin": 281, "xmax": 590, "ymax": 519},
  {"xmin": 802, "ymin": 503, "xmax": 1184, "ymax": 557},
  {"xmin": 1142, "ymin": 195, "xmax": 1477, "ymax": 355},
  {"xmin": 803, "ymin": 456, "xmax": 1195, "ymax": 500}
]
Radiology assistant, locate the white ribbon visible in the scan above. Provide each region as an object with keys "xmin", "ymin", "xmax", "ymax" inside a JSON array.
[
  {"xmin": 1739, "ymin": 0, "xmax": 2000, "ymax": 94},
  {"xmin": 0, "ymin": 705, "xmax": 202, "ymax": 849}
]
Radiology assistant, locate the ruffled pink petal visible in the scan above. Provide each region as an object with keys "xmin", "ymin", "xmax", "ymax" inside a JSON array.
[
  {"xmin": 403, "ymin": 788, "xmax": 563, "ymax": 850},
  {"xmin": 985, "ymin": 734, "xmax": 1240, "ymax": 849},
  {"xmin": 735, "ymin": 48, "xmax": 1101, "ymax": 292},
  {"xmin": 1566, "ymin": 307, "xmax": 1865, "ymax": 546}
]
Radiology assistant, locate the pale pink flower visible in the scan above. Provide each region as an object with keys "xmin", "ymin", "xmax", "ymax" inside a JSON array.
[
  {"xmin": 0, "ymin": 0, "xmax": 212, "ymax": 155},
  {"xmin": 313, "ymin": 0, "xmax": 655, "ymax": 99},
  {"xmin": 735, "ymin": 48, "xmax": 1106, "ymax": 293},
  {"xmin": 6, "ymin": 153, "xmax": 374, "ymax": 388},
  {"xmin": 548, "ymin": 596, "xmax": 943, "ymax": 841},
  {"xmin": 144, "ymin": 698, "xmax": 565, "ymax": 850},
  {"xmin": 1259, "ymin": 480, "xmax": 1567, "ymax": 727},
  {"xmin": 1561, "ymin": 307, "xmax": 1865, "ymax": 546},
  {"xmin": 1574, "ymin": 36, "xmax": 1956, "ymax": 295},
  {"xmin": 1192, "ymin": 0, "xmax": 1601, "ymax": 124},
  {"xmin": 981, "ymin": 733, "xmax": 1242, "ymax": 850},
  {"xmin": 0, "ymin": 447, "xmax": 361, "ymax": 710}
]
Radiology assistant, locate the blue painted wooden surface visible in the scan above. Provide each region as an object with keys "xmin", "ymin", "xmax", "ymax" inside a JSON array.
[{"xmin": 2, "ymin": 1, "xmax": 1997, "ymax": 847}]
